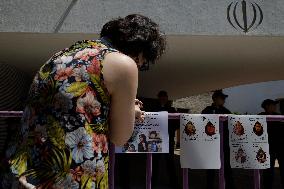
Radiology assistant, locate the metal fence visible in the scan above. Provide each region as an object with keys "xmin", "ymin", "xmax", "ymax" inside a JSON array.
[{"xmin": 1, "ymin": 111, "xmax": 283, "ymax": 189}]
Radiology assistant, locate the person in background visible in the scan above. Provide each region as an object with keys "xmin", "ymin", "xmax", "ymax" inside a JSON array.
[
  {"xmin": 154, "ymin": 91, "xmax": 178, "ymax": 153},
  {"xmin": 259, "ymin": 99, "xmax": 284, "ymax": 189},
  {"xmin": 152, "ymin": 90, "xmax": 179, "ymax": 188},
  {"xmin": 201, "ymin": 90, "xmax": 234, "ymax": 189}
]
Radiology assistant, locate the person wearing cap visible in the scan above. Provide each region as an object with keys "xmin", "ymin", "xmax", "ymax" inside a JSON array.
[
  {"xmin": 202, "ymin": 90, "xmax": 231, "ymax": 115},
  {"xmin": 202, "ymin": 90, "xmax": 234, "ymax": 189},
  {"xmin": 154, "ymin": 91, "xmax": 178, "ymax": 152},
  {"xmin": 151, "ymin": 90, "xmax": 179, "ymax": 188},
  {"xmin": 259, "ymin": 99, "xmax": 284, "ymax": 189}
]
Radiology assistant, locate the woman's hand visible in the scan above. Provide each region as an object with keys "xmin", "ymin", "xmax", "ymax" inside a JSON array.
[
  {"xmin": 135, "ymin": 99, "xmax": 143, "ymax": 109},
  {"xmin": 135, "ymin": 99, "xmax": 145, "ymax": 123}
]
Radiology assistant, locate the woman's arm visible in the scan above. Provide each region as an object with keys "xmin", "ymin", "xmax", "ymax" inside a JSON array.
[{"xmin": 103, "ymin": 52, "xmax": 139, "ymax": 146}]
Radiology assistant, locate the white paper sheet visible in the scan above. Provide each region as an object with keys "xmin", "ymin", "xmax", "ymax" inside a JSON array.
[
  {"xmin": 115, "ymin": 112, "xmax": 169, "ymax": 153},
  {"xmin": 180, "ymin": 114, "xmax": 221, "ymax": 169},
  {"xmin": 228, "ymin": 115, "xmax": 270, "ymax": 169}
]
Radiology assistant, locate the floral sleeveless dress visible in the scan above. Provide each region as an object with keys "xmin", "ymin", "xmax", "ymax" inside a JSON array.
[{"xmin": 9, "ymin": 39, "xmax": 117, "ymax": 189}]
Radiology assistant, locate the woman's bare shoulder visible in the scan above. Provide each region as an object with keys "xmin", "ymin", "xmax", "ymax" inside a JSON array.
[
  {"xmin": 104, "ymin": 52, "xmax": 136, "ymax": 69},
  {"xmin": 102, "ymin": 52, "xmax": 138, "ymax": 94}
]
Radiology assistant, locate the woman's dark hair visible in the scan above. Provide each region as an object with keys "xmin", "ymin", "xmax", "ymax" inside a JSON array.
[
  {"xmin": 139, "ymin": 134, "xmax": 147, "ymax": 142},
  {"xmin": 100, "ymin": 14, "xmax": 166, "ymax": 70}
]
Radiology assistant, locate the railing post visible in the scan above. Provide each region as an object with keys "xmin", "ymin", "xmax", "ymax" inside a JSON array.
[
  {"xmin": 254, "ymin": 170, "xmax": 261, "ymax": 189},
  {"xmin": 146, "ymin": 153, "xmax": 153, "ymax": 189},
  {"xmin": 219, "ymin": 118, "xmax": 225, "ymax": 189},
  {"xmin": 109, "ymin": 143, "xmax": 115, "ymax": 189},
  {"xmin": 182, "ymin": 168, "xmax": 189, "ymax": 189}
]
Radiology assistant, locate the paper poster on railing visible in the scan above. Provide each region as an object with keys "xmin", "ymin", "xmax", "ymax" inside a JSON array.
[
  {"xmin": 228, "ymin": 115, "xmax": 270, "ymax": 169},
  {"xmin": 180, "ymin": 114, "xmax": 221, "ymax": 169},
  {"xmin": 115, "ymin": 112, "xmax": 169, "ymax": 153}
]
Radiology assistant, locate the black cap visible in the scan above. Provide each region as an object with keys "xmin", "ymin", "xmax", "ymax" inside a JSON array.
[
  {"xmin": 261, "ymin": 99, "xmax": 279, "ymax": 109},
  {"xmin": 158, "ymin": 90, "xmax": 168, "ymax": 97},
  {"xmin": 212, "ymin": 90, "xmax": 228, "ymax": 100}
]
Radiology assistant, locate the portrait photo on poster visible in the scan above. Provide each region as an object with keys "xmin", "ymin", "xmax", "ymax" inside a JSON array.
[
  {"xmin": 230, "ymin": 143, "xmax": 250, "ymax": 168},
  {"xmin": 229, "ymin": 118, "xmax": 248, "ymax": 143},
  {"xmin": 182, "ymin": 119, "xmax": 199, "ymax": 141},
  {"xmin": 251, "ymin": 142, "xmax": 270, "ymax": 168},
  {"xmin": 250, "ymin": 118, "xmax": 268, "ymax": 143},
  {"xmin": 115, "ymin": 112, "xmax": 169, "ymax": 153},
  {"xmin": 202, "ymin": 117, "xmax": 219, "ymax": 142}
]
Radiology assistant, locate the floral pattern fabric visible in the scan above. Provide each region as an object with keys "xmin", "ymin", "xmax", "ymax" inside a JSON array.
[{"xmin": 9, "ymin": 39, "xmax": 117, "ymax": 189}]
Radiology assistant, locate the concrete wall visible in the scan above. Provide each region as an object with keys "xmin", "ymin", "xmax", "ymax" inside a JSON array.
[
  {"xmin": 173, "ymin": 92, "xmax": 212, "ymax": 113},
  {"xmin": 1, "ymin": 0, "xmax": 284, "ymax": 35}
]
